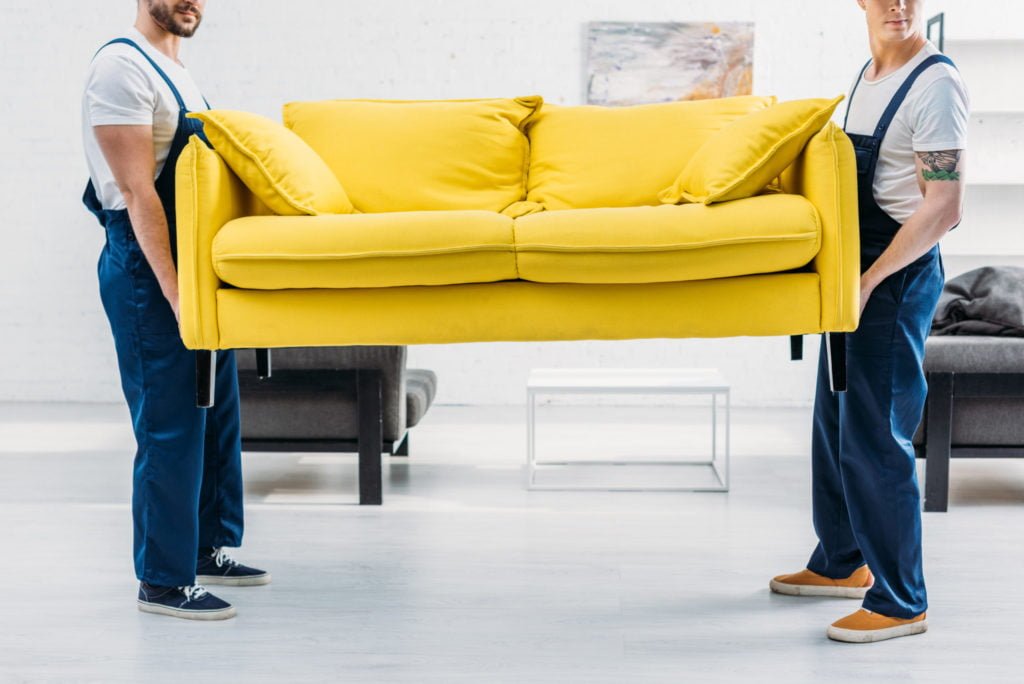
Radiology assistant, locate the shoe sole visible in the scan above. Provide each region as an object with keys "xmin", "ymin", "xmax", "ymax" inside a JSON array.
[
  {"xmin": 196, "ymin": 573, "xmax": 272, "ymax": 587},
  {"xmin": 827, "ymin": 619, "xmax": 928, "ymax": 643},
  {"xmin": 769, "ymin": 578, "xmax": 869, "ymax": 599},
  {"xmin": 137, "ymin": 601, "xmax": 237, "ymax": 621}
]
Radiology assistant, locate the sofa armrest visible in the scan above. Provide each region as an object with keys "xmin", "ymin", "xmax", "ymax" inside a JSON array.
[
  {"xmin": 780, "ymin": 121, "xmax": 860, "ymax": 332},
  {"xmin": 175, "ymin": 136, "xmax": 267, "ymax": 350}
]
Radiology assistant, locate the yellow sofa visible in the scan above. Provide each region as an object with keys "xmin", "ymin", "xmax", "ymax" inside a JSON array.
[{"xmin": 176, "ymin": 95, "xmax": 860, "ymax": 405}]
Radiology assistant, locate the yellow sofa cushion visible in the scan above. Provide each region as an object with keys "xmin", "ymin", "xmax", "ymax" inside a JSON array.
[
  {"xmin": 187, "ymin": 110, "xmax": 353, "ymax": 216},
  {"xmin": 524, "ymin": 96, "xmax": 775, "ymax": 211},
  {"xmin": 659, "ymin": 95, "xmax": 844, "ymax": 205},
  {"xmin": 282, "ymin": 97, "xmax": 542, "ymax": 213},
  {"xmin": 513, "ymin": 194, "xmax": 821, "ymax": 284},
  {"xmin": 212, "ymin": 210, "xmax": 517, "ymax": 289}
]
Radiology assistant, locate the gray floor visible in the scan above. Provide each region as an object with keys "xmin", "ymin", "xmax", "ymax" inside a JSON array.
[{"xmin": 1, "ymin": 402, "xmax": 1022, "ymax": 683}]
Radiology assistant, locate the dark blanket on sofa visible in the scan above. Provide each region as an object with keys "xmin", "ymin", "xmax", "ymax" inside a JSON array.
[{"xmin": 931, "ymin": 266, "xmax": 1024, "ymax": 336}]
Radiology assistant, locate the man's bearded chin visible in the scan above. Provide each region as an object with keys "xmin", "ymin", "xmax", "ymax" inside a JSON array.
[{"xmin": 148, "ymin": 1, "xmax": 203, "ymax": 38}]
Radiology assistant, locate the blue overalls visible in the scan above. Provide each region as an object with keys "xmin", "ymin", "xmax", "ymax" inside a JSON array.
[
  {"xmin": 805, "ymin": 55, "xmax": 954, "ymax": 619},
  {"xmin": 83, "ymin": 38, "xmax": 244, "ymax": 587}
]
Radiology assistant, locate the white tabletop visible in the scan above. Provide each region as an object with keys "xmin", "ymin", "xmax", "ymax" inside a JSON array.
[{"xmin": 527, "ymin": 368, "xmax": 729, "ymax": 393}]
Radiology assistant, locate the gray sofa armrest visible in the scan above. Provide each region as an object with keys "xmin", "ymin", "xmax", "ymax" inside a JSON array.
[
  {"xmin": 405, "ymin": 369, "xmax": 438, "ymax": 428},
  {"xmin": 913, "ymin": 337, "xmax": 1024, "ymax": 447},
  {"xmin": 237, "ymin": 347, "xmax": 407, "ymax": 441}
]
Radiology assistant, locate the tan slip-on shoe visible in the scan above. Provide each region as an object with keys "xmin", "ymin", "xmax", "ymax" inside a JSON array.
[
  {"xmin": 769, "ymin": 565, "xmax": 873, "ymax": 598},
  {"xmin": 826, "ymin": 608, "xmax": 927, "ymax": 643}
]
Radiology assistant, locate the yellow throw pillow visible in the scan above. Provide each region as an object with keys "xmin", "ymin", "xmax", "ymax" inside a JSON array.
[
  {"xmin": 659, "ymin": 95, "xmax": 845, "ymax": 205},
  {"xmin": 525, "ymin": 96, "xmax": 776, "ymax": 211},
  {"xmin": 187, "ymin": 110, "xmax": 354, "ymax": 216},
  {"xmin": 283, "ymin": 97, "xmax": 542, "ymax": 214}
]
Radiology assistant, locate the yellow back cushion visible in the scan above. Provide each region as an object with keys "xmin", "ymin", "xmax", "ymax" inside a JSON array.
[
  {"xmin": 283, "ymin": 97, "xmax": 542, "ymax": 213},
  {"xmin": 525, "ymin": 96, "xmax": 775, "ymax": 211},
  {"xmin": 659, "ymin": 95, "xmax": 845, "ymax": 205},
  {"xmin": 187, "ymin": 110, "xmax": 354, "ymax": 216}
]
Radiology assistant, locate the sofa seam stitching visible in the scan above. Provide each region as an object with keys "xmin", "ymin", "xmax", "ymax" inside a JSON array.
[
  {"xmin": 510, "ymin": 220, "xmax": 521, "ymax": 278},
  {"xmin": 516, "ymin": 232, "xmax": 819, "ymax": 252},
  {"xmin": 211, "ymin": 232, "xmax": 817, "ymax": 262},
  {"xmin": 829, "ymin": 124, "xmax": 844, "ymax": 329},
  {"xmin": 213, "ymin": 246, "xmax": 518, "ymax": 260},
  {"xmin": 187, "ymin": 139, "xmax": 207, "ymax": 348}
]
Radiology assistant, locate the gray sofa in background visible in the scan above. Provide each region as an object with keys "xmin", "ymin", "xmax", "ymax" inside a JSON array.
[
  {"xmin": 914, "ymin": 336, "xmax": 1024, "ymax": 512},
  {"xmin": 236, "ymin": 346, "xmax": 437, "ymax": 505}
]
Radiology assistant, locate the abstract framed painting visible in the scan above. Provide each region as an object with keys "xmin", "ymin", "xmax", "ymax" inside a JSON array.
[{"xmin": 586, "ymin": 21, "xmax": 755, "ymax": 106}]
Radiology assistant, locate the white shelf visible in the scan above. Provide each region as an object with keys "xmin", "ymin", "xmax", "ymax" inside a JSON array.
[
  {"xmin": 942, "ymin": 185, "xmax": 1024, "ymax": 256},
  {"xmin": 943, "ymin": 39, "xmax": 1024, "ymax": 111},
  {"xmin": 965, "ymin": 113, "xmax": 1024, "ymax": 185},
  {"xmin": 944, "ymin": 38, "xmax": 1024, "ymax": 48},
  {"xmin": 966, "ymin": 181, "xmax": 1024, "ymax": 188},
  {"xmin": 963, "ymin": 183, "xmax": 1024, "ymax": 197},
  {"xmin": 971, "ymin": 111, "xmax": 1024, "ymax": 120},
  {"xmin": 972, "ymin": 109, "xmax": 1024, "ymax": 117},
  {"xmin": 923, "ymin": 34, "xmax": 1023, "ymax": 256}
]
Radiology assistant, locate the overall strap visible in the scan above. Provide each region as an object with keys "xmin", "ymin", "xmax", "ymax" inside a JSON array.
[
  {"xmin": 94, "ymin": 38, "xmax": 188, "ymax": 110},
  {"xmin": 873, "ymin": 54, "xmax": 956, "ymax": 140},
  {"xmin": 843, "ymin": 59, "xmax": 873, "ymax": 130}
]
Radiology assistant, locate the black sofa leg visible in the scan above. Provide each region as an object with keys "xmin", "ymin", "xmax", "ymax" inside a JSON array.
[
  {"xmin": 790, "ymin": 335, "xmax": 803, "ymax": 361},
  {"xmin": 358, "ymin": 369, "xmax": 383, "ymax": 505},
  {"xmin": 394, "ymin": 433, "xmax": 410, "ymax": 457},
  {"xmin": 196, "ymin": 350, "xmax": 216, "ymax": 408},
  {"xmin": 826, "ymin": 333, "xmax": 847, "ymax": 393},
  {"xmin": 256, "ymin": 349, "xmax": 272, "ymax": 379},
  {"xmin": 924, "ymin": 372, "xmax": 953, "ymax": 513}
]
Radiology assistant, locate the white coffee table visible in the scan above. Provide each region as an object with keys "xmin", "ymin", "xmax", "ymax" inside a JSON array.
[{"xmin": 526, "ymin": 368, "xmax": 730, "ymax": 492}]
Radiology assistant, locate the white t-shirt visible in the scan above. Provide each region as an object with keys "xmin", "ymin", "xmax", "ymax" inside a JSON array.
[
  {"xmin": 82, "ymin": 27, "xmax": 208, "ymax": 211},
  {"xmin": 843, "ymin": 41, "xmax": 969, "ymax": 224}
]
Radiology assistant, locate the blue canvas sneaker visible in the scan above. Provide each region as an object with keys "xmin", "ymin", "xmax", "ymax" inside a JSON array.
[
  {"xmin": 196, "ymin": 547, "xmax": 271, "ymax": 586},
  {"xmin": 137, "ymin": 583, "xmax": 236, "ymax": 620}
]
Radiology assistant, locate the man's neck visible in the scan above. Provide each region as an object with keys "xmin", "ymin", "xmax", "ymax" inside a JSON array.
[
  {"xmin": 867, "ymin": 33, "xmax": 927, "ymax": 80},
  {"xmin": 133, "ymin": 17, "xmax": 182, "ymax": 65}
]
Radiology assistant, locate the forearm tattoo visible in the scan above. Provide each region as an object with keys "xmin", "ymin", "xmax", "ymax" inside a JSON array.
[{"xmin": 918, "ymin": 150, "xmax": 961, "ymax": 181}]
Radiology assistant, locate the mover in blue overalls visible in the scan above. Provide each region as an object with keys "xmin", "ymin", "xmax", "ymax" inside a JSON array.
[
  {"xmin": 82, "ymin": 1, "xmax": 267, "ymax": 621},
  {"xmin": 770, "ymin": 0, "xmax": 967, "ymax": 644}
]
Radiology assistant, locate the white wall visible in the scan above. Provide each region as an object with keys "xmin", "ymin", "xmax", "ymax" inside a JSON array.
[{"xmin": 0, "ymin": 0, "xmax": 1018, "ymax": 406}]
